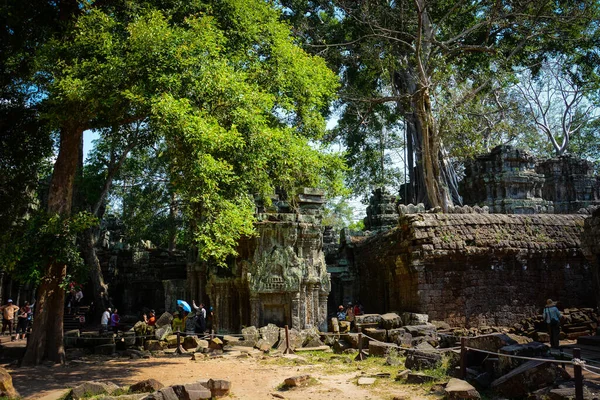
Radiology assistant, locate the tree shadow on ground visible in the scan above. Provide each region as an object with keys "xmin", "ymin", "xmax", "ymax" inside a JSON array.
[{"xmin": 5, "ymin": 355, "xmax": 190, "ymax": 398}]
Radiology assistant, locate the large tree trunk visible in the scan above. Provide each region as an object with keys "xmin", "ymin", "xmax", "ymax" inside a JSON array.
[
  {"xmin": 22, "ymin": 124, "xmax": 83, "ymax": 366},
  {"xmin": 82, "ymin": 228, "xmax": 110, "ymax": 316}
]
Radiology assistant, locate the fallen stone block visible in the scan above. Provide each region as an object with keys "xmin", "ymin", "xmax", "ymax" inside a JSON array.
[
  {"xmin": 71, "ymin": 381, "xmax": 119, "ymax": 399},
  {"xmin": 404, "ymin": 349, "xmax": 442, "ymax": 371},
  {"xmin": 388, "ymin": 329, "xmax": 413, "ymax": 347},
  {"xmin": 284, "ymin": 375, "xmax": 311, "ymax": 387},
  {"xmin": 344, "ymin": 332, "xmax": 370, "ymax": 349},
  {"xmin": 364, "ymin": 328, "xmax": 387, "ymax": 343},
  {"xmin": 445, "ymin": 378, "xmax": 481, "ymax": 399},
  {"xmin": 183, "ymin": 335, "xmax": 201, "ymax": 350},
  {"xmin": 357, "ymin": 377, "xmax": 376, "ymax": 385},
  {"xmin": 166, "ymin": 335, "xmax": 179, "ymax": 347},
  {"xmin": 339, "ymin": 320, "xmax": 351, "ymax": 333},
  {"xmin": 237, "ymin": 326, "xmax": 259, "ymax": 347},
  {"xmin": 155, "ymin": 312, "xmax": 173, "ymax": 329},
  {"xmin": 171, "ymin": 382, "xmax": 212, "ymax": 399},
  {"xmin": 155, "ymin": 325, "xmax": 172, "ymax": 341},
  {"xmin": 380, "ymin": 313, "xmax": 402, "ymax": 330},
  {"xmin": 206, "ymin": 379, "xmax": 231, "ymax": 397},
  {"xmin": 400, "ymin": 312, "xmax": 429, "ymax": 326},
  {"xmin": 333, "ymin": 339, "xmax": 352, "ymax": 354},
  {"xmin": 405, "ymin": 373, "xmax": 436, "ymax": 384},
  {"xmin": 259, "ymin": 324, "xmax": 280, "ymax": 348},
  {"xmin": 302, "ymin": 326, "xmax": 325, "ymax": 348},
  {"xmin": 354, "ymin": 314, "xmax": 383, "ymax": 326},
  {"xmin": 368, "ymin": 341, "xmax": 398, "ymax": 357},
  {"xmin": 156, "ymin": 386, "xmax": 179, "ymax": 400},
  {"xmin": 402, "ymin": 324, "xmax": 436, "ymax": 338},
  {"xmin": 498, "ymin": 341, "xmax": 549, "ymax": 371},
  {"xmin": 276, "ymin": 327, "xmax": 303, "ymax": 351},
  {"xmin": 144, "ymin": 340, "xmax": 167, "ymax": 352},
  {"xmin": 464, "ymin": 333, "xmax": 518, "ymax": 353},
  {"xmin": 491, "ymin": 360, "xmax": 570, "ymax": 398},
  {"xmin": 129, "ymin": 378, "xmax": 164, "ymax": 393}
]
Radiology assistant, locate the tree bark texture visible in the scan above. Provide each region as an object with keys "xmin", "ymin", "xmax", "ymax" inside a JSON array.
[{"xmin": 22, "ymin": 124, "xmax": 83, "ymax": 366}]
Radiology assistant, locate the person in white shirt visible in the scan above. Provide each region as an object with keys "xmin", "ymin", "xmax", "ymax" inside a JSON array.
[{"xmin": 100, "ymin": 307, "xmax": 111, "ymax": 334}]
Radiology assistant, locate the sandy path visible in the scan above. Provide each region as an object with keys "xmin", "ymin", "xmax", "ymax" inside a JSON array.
[{"xmin": 7, "ymin": 353, "xmax": 427, "ymax": 400}]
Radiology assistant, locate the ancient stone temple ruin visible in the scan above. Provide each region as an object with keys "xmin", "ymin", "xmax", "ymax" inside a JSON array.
[
  {"xmin": 537, "ymin": 155, "xmax": 600, "ymax": 213},
  {"xmin": 363, "ymin": 188, "xmax": 399, "ymax": 231},
  {"xmin": 200, "ymin": 189, "xmax": 331, "ymax": 333},
  {"xmin": 461, "ymin": 145, "xmax": 552, "ymax": 214},
  {"xmin": 352, "ymin": 208, "xmax": 594, "ymax": 327},
  {"xmin": 325, "ymin": 146, "xmax": 600, "ymax": 328},
  {"xmin": 461, "ymin": 145, "xmax": 600, "ymax": 214}
]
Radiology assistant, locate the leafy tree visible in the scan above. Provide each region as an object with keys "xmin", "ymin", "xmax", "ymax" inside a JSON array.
[
  {"xmin": 283, "ymin": 0, "xmax": 600, "ymax": 208},
  {"xmin": 11, "ymin": 0, "xmax": 341, "ymax": 365}
]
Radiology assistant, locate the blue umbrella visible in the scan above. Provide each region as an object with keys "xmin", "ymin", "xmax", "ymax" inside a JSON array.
[{"xmin": 177, "ymin": 300, "xmax": 191, "ymax": 313}]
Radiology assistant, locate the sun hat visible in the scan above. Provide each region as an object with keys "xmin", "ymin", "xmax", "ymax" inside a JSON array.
[{"xmin": 546, "ymin": 299, "xmax": 556, "ymax": 306}]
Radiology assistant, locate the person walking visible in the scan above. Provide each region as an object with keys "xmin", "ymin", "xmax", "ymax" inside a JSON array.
[
  {"xmin": 0, "ymin": 300, "xmax": 19, "ymax": 337},
  {"xmin": 543, "ymin": 299, "xmax": 562, "ymax": 350},
  {"xmin": 110, "ymin": 308, "xmax": 120, "ymax": 334},
  {"xmin": 16, "ymin": 302, "xmax": 31, "ymax": 340},
  {"xmin": 100, "ymin": 307, "xmax": 111, "ymax": 334}
]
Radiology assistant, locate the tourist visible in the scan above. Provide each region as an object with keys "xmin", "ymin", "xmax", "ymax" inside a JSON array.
[
  {"xmin": 184, "ymin": 311, "xmax": 196, "ymax": 335},
  {"xmin": 543, "ymin": 299, "xmax": 562, "ymax": 349},
  {"xmin": 336, "ymin": 305, "xmax": 346, "ymax": 321},
  {"xmin": 144, "ymin": 310, "xmax": 157, "ymax": 326},
  {"xmin": 74, "ymin": 288, "xmax": 84, "ymax": 313},
  {"xmin": 172, "ymin": 311, "xmax": 184, "ymax": 332},
  {"xmin": 193, "ymin": 301, "xmax": 207, "ymax": 333},
  {"xmin": 100, "ymin": 307, "xmax": 111, "ymax": 333},
  {"xmin": 353, "ymin": 302, "xmax": 364, "ymax": 316},
  {"xmin": 345, "ymin": 303, "xmax": 355, "ymax": 323},
  {"xmin": 110, "ymin": 308, "xmax": 120, "ymax": 334},
  {"xmin": 0, "ymin": 299, "xmax": 19, "ymax": 337},
  {"xmin": 16, "ymin": 302, "xmax": 31, "ymax": 340}
]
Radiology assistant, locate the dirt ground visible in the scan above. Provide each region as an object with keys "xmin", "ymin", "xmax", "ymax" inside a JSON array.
[{"xmin": 5, "ymin": 348, "xmax": 437, "ymax": 400}]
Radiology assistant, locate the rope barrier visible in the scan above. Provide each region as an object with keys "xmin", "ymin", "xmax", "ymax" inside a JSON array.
[
  {"xmin": 465, "ymin": 346, "xmax": 577, "ymax": 365},
  {"xmin": 583, "ymin": 366, "xmax": 600, "ymax": 377}
]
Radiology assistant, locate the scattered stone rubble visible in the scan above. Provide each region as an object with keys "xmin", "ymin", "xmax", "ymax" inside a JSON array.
[
  {"xmin": 68, "ymin": 378, "xmax": 230, "ymax": 400},
  {"xmin": 509, "ymin": 307, "xmax": 600, "ymax": 342}
]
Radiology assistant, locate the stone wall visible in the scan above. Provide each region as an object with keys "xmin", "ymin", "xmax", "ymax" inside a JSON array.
[
  {"xmin": 582, "ymin": 207, "xmax": 600, "ymax": 310},
  {"xmin": 353, "ymin": 212, "xmax": 594, "ymax": 327}
]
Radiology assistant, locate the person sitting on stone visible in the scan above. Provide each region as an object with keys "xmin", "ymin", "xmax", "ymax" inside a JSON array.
[
  {"xmin": 144, "ymin": 310, "xmax": 156, "ymax": 326},
  {"xmin": 336, "ymin": 305, "xmax": 346, "ymax": 321}
]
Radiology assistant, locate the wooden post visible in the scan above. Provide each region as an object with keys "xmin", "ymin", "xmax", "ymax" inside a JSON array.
[
  {"xmin": 210, "ymin": 329, "xmax": 214, "ymax": 341},
  {"xmin": 175, "ymin": 331, "xmax": 182, "ymax": 354},
  {"xmin": 460, "ymin": 337, "xmax": 467, "ymax": 380},
  {"xmin": 574, "ymin": 348, "xmax": 583, "ymax": 400},
  {"xmin": 355, "ymin": 327, "xmax": 367, "ymax": 361},
  {"xmin": 283, "ymin": 325, "xmax": 294, "ymax": 354}
]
